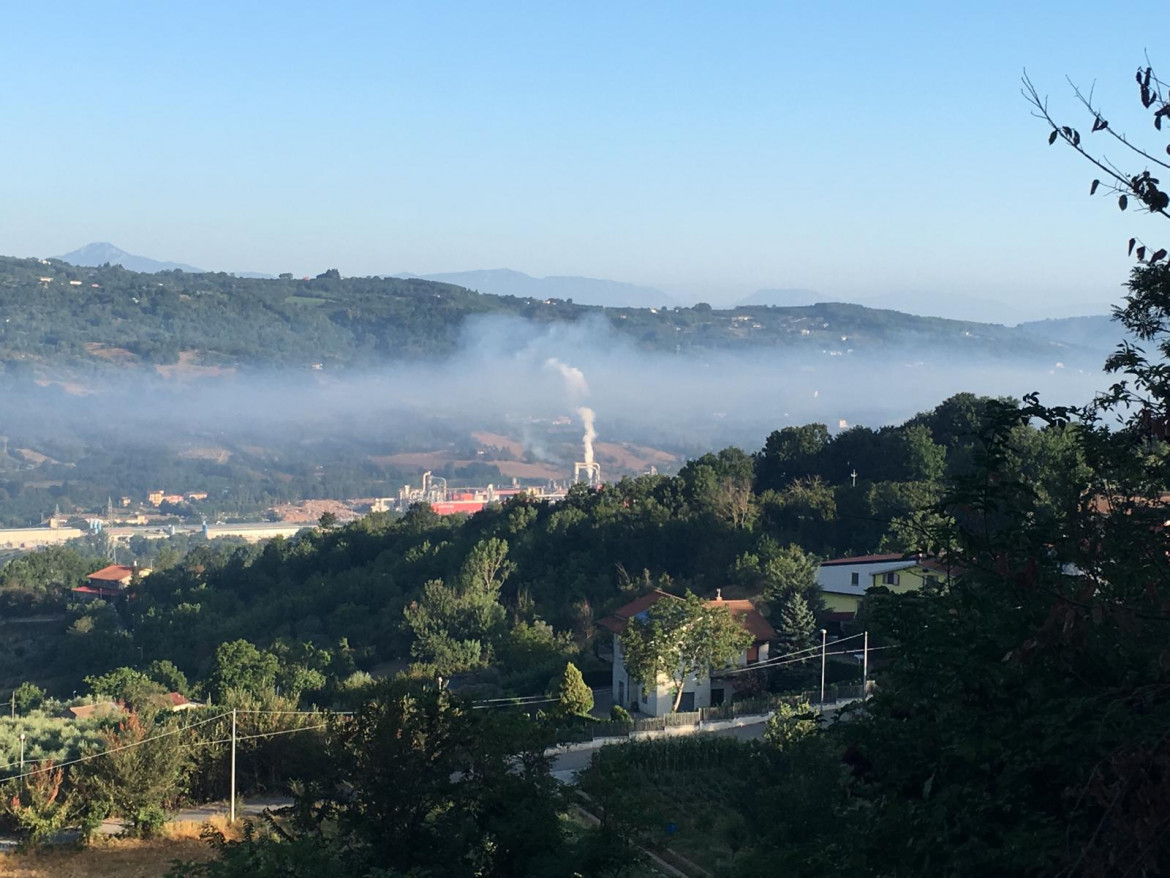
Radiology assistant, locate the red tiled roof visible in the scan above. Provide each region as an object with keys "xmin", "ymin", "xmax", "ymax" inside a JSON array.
[
  {"xmin": 598, "ymin": 589, "xmax": 776, "ymax": 642},
  {"xmin": 597, "ymin": 589, "xmax": 675, "ymax": 634},
  {"xmin": 87, "ymin": 564, "xmax": 136, "ymax": 582},
  {"xmin": 711, "ymin": 598, "xmax": 777, "ymax": 642},
  {"xmin": 67, "ymin": 702, "xmax": 127, "ymax": 720},
  {"xmin": 73, "ymin": 585, "xmax": 123, "ymax": 597},
  {"xmin": 820, "ymin": 553, "xmax": 915, "ymax": 567}
]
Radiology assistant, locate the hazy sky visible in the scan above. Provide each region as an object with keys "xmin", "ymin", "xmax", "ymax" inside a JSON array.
[{"xmin": 0, "ymin": 2, "xmax": 1156, "ymax": 309}]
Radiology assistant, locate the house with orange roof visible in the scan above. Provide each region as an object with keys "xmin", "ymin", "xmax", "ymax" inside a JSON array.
[
  {"xmin": 599, "ymin": 589, "xmax": 776, "ymax": 716},
  {"xmin": 72, "ymin": 563, "xmax": 151, "ymax": 600}
]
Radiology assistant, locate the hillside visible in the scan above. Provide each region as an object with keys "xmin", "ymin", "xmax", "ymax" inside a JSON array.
[
  {"xmin": 0, "ymin": 255, "xmax": 1097, "ymax": 380},
  {"xmin": 396, "ymin": 267, "xmax": 674, "ymax": 308},
  {"xmin": 1017, "ymin": 314, "xmax": 1129, "ymax": 352}
]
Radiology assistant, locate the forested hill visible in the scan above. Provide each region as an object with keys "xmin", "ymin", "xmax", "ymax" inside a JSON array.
[{"xmin": 0, "ymin": 254, "xmax": 1090, "ymax": 377}]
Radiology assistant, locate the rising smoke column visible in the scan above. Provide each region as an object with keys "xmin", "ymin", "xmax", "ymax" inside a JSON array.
[
  {"xmin": 546, "ymin": 358, "xmax": 598, "ymax": 465},
  {"xmin": 577, "ymin": 406, "xmax": 596, "ymax": 466}
]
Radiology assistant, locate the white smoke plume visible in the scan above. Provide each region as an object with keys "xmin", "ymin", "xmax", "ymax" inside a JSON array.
[
  {"xmin": 545, "ymin": 358, "xmax": 589, "ymax": 398},
  {"xmin": 577, "ymin": 405, "xmax": 597, "ymax": 466},
  {"xmin": 546, "ymin": 357, "xmax": 599, "ymax": 466}
]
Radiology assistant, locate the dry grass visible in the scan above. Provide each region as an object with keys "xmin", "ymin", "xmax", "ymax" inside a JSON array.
[{"xmin": 0, "ymin": 819, "xmax": 239, "ymax": 878}]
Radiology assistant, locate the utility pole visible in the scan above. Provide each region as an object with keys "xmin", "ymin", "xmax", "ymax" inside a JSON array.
[
  {"xmin": 230, "ymin": 709, "xmax": 237, "ymax": 824},
  {"xmin": 820, "ymin": 628, "xmax": 828, "ymax": 709},
  {"xmin": 19, "ymin": 733, "xmax": 25, "ymax": 781},
  {"xmin": 850, "ymin": 469, "xmax": 858, "ymax": 487},
  {"xmin": 863, "ymin": 631, "xmax": 869, "ymax": 700}
]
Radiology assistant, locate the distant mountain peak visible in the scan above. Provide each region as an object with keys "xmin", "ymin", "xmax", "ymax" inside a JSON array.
[{"xmin": 55, "ymin": 242, "xmax": 205, "ymax": 274}]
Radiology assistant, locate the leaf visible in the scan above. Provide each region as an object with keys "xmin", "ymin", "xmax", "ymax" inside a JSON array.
[
  {"xmin": 1048, "ymin": 130, "xmax": 1058, "ymax": 145},
  {"xmin": 1129, "ymin": 238, "xmax": 1137, "ymax": 256},
  {"xmin": 1157, "ymin": 115, "xmax": 1163, "ymax": 131},
  {"xmin": 1090, "ymin": 180, "xmax": 1100, "ymax": 195},
  {"xmin": 923, "ymin": 774, "xmax": 935, "ymax": 799},
  {"xmin": 1137, "ymin": 246, "xmax": 1146, "ymax": 261},
  {"xmin": 1153, "ymin": 249, "xmax": 1167, "ymax": 264},
  {"xmin": 1120, "ymin": 195, "xmax": 1129, "ymax": 211}
]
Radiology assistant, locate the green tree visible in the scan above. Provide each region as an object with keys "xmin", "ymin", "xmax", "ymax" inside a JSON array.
[
  {"xmin": 553, "ymin": 661, "xmax": 594, "ymax": 716},
  {"xmin": 75, "ymin": 713, "xmax": 191, "ymax": 836},
  {"xmin": 620, "ymin": 592, "xmax": 753, "ymax": 712},
  {"xmin": 755, "ymin": 424, "xmax": 831, "ymax": 492},
  {"xmin": 403, "ymin": 538, "xmax": 511, "ymax": 675},
  {"xmin": 760, "ymin": 543, "xmax": 819, "ymax": 605},
  {"xmin": 206, "ymin": 640, "xmax": 280, "ymax": 704},
  {"xmin": 145, "ymin": 659, "xmax": 188, "ymax": 695},
  {"xmin": 771, "ymin": 590, "xmax": 817, "ymax": 657},
  {"xmin": 12, "ymin": 681, "xmax": 45, "ymax": 714},
  {"xmin": 84, "ymin": 667, "xmax": 166, "ymax": 711},
  {"xmin": 895, "ymin": 423, "xmax": 946, "ymax": 482}
]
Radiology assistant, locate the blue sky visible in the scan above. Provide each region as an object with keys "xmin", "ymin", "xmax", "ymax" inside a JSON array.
[{"xmin": 0, "ymin": 2, "xmax": 1157, "ymax": 312}]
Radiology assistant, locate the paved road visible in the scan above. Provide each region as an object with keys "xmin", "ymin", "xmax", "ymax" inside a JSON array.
[
  {"xmin": 550, "ymin": 698, "xmax": 861, "ymax": 783},
  {"xmin": 550, "ymin": 717, "xmax": 770, "ymax": 782}
]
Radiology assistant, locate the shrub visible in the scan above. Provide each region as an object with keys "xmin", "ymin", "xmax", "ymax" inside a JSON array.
[
  {"xmin": 552, "ymin": 661, "xmax": 594, "ymax": 716},
  {"xmin": 133, "ymin": 803, "xmax": 167, "ymax": 838},
  {"xmin": 610, "ymin": 704, "xmax": 633, "ymax": 725},
  {"xmin": 12, "ymin": 682, "xmax": 45, "ymax": 713},
  {"xmin": 2, "ymin": 759, "xmax": 69, "ymax": 847},
  {"xmin": 763, "ymin": 699, "xmax": 817, "ymax": 750}
]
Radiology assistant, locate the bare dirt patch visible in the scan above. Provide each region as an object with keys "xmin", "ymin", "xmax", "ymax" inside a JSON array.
[
  {"xmin": 493, "ymin": 461, "xmax": 565, "ymax": 481},
  {"xmin": 154, "ymin": 351, "xmax": 235, "ymax": 380},
  {"xmin": 372, "ymin": 451, "xmax": 452, "ymax": 470},
  {"xmin": 595, "ymin": 442, "xmax": 678, "ymax": 472},
  {"xmin": 14, "ymin": 449, "xmax": 57, "ymax": 466},
  {"xmin": 177, "ymin": 446, "xmax": 232, "ymax": 464},
  {"xmin": 267, "ymin": 499, "xmax": 356, "ymax": 523},
  {"xmin": 83, "ymin": 342, "xmax": 137, "ymax": 365},
  {"xmin": 0, "ymin": 836, "xmax": 218, "ymax": 877},
  {"xmin": 472, "ymin": 431, "xmax": 526, "ymax": 457}
]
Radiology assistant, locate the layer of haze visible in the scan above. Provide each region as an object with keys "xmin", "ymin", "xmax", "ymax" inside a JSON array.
[
  {"xmin": 0, "ymin": 2, "xmax": 1152, "ymax": 317},
  {"xmin": 4, "ymin": 316, "xmax": 1112, "ymax": 465}
]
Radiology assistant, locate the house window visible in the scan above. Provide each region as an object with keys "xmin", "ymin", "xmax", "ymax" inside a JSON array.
[
  {"xmin": 679, "ymin": 692, "xmax": 695, "ymax": 712},
  {"xmin": 711, "ymin": 688, "xmax": 725, "ymax": 706},
  {"xmin": 641, "ymin": 687, "xmax": 648, "ymax": 704},
  {"xmin": 882, "ymin": 572, "xmax": 900, "ymax": 585},
  {"xmin": 850, "ymin": 572, "xmax": 859, "ymax": 586},
  {"xmin": 618, "ymin": 681, "xmax": 625, "ymax": 708},
  {"xmin": 746, "ymin": 645, "xmax": 759, "ymax": 665}
]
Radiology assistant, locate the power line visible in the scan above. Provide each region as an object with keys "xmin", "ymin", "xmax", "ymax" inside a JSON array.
[{"xmin": 0, "ymin": 710, "xmax": 231, "ymax": 783}]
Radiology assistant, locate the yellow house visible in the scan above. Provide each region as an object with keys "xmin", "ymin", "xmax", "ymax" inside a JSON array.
[{"xmin": 817, "ymin": 553, "xmax": 951, "ymax": 618}]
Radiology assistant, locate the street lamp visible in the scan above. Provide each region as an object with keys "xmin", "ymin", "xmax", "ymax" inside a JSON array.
[{"xmin": 819, "ymin": 629, "xmax": 828, "ymax": 708}]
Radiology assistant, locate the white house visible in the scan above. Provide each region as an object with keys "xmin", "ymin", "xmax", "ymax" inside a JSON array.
[
  {"xmin": 599, "ymin": 589, "xmax": 776, "ymax": 717},
  {"xmin": 817, "ymin": 552, "xmax": 951, "ymax": 622}
]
